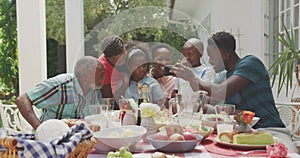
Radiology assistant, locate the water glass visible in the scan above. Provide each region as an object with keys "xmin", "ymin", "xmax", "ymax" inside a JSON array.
[
  {"xmin": 215, "ymin": 104, "xmax": 235, "ymax": 121},
  {"xmin": 101, "ymin": 98, "xmax": 121, "ymax": 127},
  {"xmin": 86, "ymin": 104, "xmax": 108, "ymax": 129},
  {"xmin": 215, "ymin": 104, "xmax": 235, "ymax": 138}
]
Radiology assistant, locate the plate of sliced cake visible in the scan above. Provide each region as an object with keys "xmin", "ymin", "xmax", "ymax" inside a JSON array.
[{"xmin": 215, "ymin": 131, "xmax": 276, "ymax": 150}]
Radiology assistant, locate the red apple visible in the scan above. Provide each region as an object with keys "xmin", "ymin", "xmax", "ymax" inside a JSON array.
[
  {"xmin": 182, "ymin": 131, "xmax": 197, "ymax": 140},
  {"xmin": 166, "ymin": 123, "xmax": 183, "ymax": 136},
  {"xmin": 168, "ymin": 133, "xmax": 185, "ymax": 141},
  {"xmin": 153, "ymin": 133, "xmax": 168, "ymax": 141}
]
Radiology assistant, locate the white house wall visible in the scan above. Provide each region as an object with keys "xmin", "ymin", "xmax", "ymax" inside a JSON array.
[{"xmin": 212, "ymin": 0, "xmax": 264, "ymax": 60}]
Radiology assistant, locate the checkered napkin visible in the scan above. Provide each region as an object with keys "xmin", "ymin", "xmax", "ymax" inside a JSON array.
[{"xmin": 14, "ymin": 123, "xmax": 92, "ymax": 158}]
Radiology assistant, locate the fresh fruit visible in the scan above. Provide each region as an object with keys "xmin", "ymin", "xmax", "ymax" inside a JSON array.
[
  {"xmin": 107, "ymin": 146, "xmax": 133, "ymax": 158},
  {"xmin": 182, "ymin": 131, "xmax": 197, "ymax": 140},
  {"xmin": 168, "ymin": 133, "xmax": 185, "ymax": 141},
  {"xmin": 182, "ymin": 126, "xmax": 194, "ymax": 133},
  {"xmin": 166, "ymin": 122, "xmax": 183, "ymax": 136},
  {"xmin": 153, "ymin": 133, "xmax": 169, "ymax": 141}
]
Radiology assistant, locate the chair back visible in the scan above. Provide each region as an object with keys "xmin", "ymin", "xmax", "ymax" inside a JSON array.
[
  {"xmin": 0, "ymin": 102, "xmax": 40, "ymax": 136},
  {"xmin": 275, "ymin": 102, "xmax": 300, "ymax": 137}
]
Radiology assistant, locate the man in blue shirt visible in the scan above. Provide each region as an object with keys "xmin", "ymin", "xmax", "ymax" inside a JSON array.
[
  {"xmin": 15, "ymin": 56, "xmax": 105, "ymax": 130},
  {"xmin": 167, "ymin": 32, "xmax": 300, "ymax": 152},
  {"xmin": 172, "ymin": 31, "xmax": 284, "ymax": 129}
]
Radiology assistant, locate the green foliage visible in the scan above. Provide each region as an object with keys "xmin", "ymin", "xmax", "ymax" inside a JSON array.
[
  {"xmin": 83, "ymin": 1, "xmax": 197, "ymax": 61},
  {"xmin": 46, "ymin": 0, "xmax": 66, "ymax": 45},
  {"xmin": 46, "ymin": 0, "xmax": 199, "ymax": 75},
  {"xmin": 0, "ymin": 0, "xmax": 18, "ymax": 103},
  {"xmin": 269, "ymin": 22, "xmax": 300, "ymax": 96}
]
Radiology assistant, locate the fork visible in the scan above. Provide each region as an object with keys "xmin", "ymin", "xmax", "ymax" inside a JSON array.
[{"xmin": 238, "ymin": 150, "xmax": 267, "ymax": 155}]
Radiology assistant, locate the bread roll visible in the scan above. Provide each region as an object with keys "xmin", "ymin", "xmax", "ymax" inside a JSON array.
[
  {"xmin": 151, "ymin": 152, "xmax": 167, "ymax": 158},
  {"xmin": 218, "ymin": 131, "xmax": 237, "ymax": 143}
]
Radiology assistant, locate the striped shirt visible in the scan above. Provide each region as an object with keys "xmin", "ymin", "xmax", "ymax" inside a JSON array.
[
  {"xmin": 27, "ymin": 74, "xmax": 102, "ymax": 122},
  {"xmin": 225, "ymin": 55, "xmax": 284, "ymax": 128}
]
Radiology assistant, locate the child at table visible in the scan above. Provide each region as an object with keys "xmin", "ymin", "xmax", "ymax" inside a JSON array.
[
  {"xmin": 148, "ymin": 43, "xmax": 177, "ymax": 109},
  {"xmin": 114, "ymin": 47, "xmax": 165, "ymax": 107}
]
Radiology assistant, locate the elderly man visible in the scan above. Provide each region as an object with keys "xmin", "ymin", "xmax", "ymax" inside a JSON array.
[
  {"xmin": 15, "ymin": 56, "xmax": 105, "ymax": 130},
  {"xmin": 175, "ymin": 38, "xmax": 214, "ymax": 94}
]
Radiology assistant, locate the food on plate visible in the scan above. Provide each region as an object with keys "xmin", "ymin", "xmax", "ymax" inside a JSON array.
[
  {"xmin": 198, "ymin": 126, "xmax": 214, "ymax": 138},
  {"xmin": 62, "ymin": 118, "xmax": 101, "ymax": 132},
  {"xmin": 151, "ymin": 152, "xmax": 167, "ymax": 158},
  {"xmin": 168, "ymin": 133, "xmax": 185, "ymax": 141},
  {"xmin": 218, "ymin": 131, "xmax": 237, "ymax": 143},
  {"xmin": 153, "ymin": 133, "xmax": 169, "ymax": 141},
  {"xmin": 233, "ymin": 132, "xmax": 274, "ymax": 145},
  {"xmin": 105, "ymin": 128, "xmax": 136, "ymax": 138},
  {"xmin": 35, "ymin": 119, "xmax": 70, "ymax": 143},
  {"xmin": 61, "ymin": 119, "xmax": 85, "ymax": 127},
  {"xmin": 166, "ymin": 122, "xmax": 183, "ymax": 136},
  {"xmin": 107, "ymin": 146, "xmax": 133, "ymax": 158},
  {"xmin": 153, "ymin": 131, "xmax": 198, "ymax": 141},
  {"xmin": 88, "ymin": 124, "xmax": 101, "ymax": 132}
]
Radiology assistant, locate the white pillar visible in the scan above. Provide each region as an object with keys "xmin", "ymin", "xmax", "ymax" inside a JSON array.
[
  {"xmin": 65, "ymin": 0, "xmax": 85, "ymax": 73},
  {"xmin": 16, "ymin": 0, "xmax": 47, "ymax": 94}
]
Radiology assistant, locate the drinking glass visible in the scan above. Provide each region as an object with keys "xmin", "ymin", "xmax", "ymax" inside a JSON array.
[
  {"xmin": 215, "ymin": 104, "xmax": 235, "ymax": 137},
  {"xmin": 101, "ymin": 98, "xmax": 121, "ymax": 127},
  {"xmin": 86, "ymin": 104, "xmax": 108, "ymax": 129}
]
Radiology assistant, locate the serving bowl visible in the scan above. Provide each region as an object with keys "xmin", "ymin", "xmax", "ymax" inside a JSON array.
[
  {"xmin": 93, "ymin": 125, "xmax": 146, "ymax": 153},
  {"xmin": 146, "ymin": 133, "xmax": 203, "ymax": 152}
]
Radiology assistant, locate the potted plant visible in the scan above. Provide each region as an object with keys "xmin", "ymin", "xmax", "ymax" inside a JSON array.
[{"xmin": 269, "ymin": 23, "xmax": 300, "ymax": 98}]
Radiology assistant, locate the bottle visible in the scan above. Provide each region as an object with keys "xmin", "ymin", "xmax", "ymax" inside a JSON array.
[
  {"xmin": 142, "ymin": 85, "xmax": 150, "ymax": 103},
  {"xmin": 136, "ymin": 83, "xmax": 143, "ymax": 126}
]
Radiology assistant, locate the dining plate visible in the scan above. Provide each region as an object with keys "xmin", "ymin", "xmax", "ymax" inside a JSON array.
[
  {"xmin": 133, "ymin": 153, "xmax": 178, "ymax": 158},
  {"xmin": 214, "ymin": 137, "xmax": 276, "ymax": 150}
]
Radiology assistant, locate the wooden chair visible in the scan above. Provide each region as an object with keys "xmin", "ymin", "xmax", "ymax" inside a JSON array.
[{"xmin": 0, "ymin": 102, "xmax": 40, "ymax": 136}]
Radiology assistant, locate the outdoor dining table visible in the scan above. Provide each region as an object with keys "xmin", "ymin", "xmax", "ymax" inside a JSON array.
[{"xmin": 87, "ymin": 134, "xmax": 300, "ymax": 158}]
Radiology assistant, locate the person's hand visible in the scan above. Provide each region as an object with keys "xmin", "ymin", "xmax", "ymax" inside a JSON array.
[{"xmin": 170, "ymin": 63, "xmax": 197, "ymax": 82}]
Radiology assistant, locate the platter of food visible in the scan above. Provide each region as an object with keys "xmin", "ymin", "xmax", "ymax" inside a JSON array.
[{"xmin": 215, "ymin": 131, "xmax": 276, "ymax": 150}]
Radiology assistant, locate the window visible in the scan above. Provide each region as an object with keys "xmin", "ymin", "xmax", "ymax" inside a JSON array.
[{"xmin": 279, "ymin": 0, "xmax": 300, "ymax": 49}]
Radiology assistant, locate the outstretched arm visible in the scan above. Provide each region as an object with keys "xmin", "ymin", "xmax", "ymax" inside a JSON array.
[
  {"xmin": 171, "ymin": 64, "xmax": 250, "ymax": 103},
  {"xmin": 15, "ymin": 93, "xmax": 41, "ymax": 130}
]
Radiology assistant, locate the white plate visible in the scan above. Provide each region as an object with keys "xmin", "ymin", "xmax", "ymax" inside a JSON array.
[
  {"xmin": 215, "ymin": 137, "xmax": 275, "ymax": 150},
  {"xmin": 133, "ymin": 153, "xmax": 176, "ymax": 158}
]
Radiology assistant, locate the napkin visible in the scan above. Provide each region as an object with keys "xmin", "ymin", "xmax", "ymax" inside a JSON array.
[{"xmin": 15, "ymin": 123, "xmax": 92, "ymax": 158}]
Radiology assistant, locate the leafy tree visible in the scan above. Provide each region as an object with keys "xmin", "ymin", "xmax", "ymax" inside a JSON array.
[
  {"xmin": 0, "ymin": 0, "xmax": 18, "ymax": 104},
  {"xmin": 84, "ymin": 0, "xmax": 198, "ymax": 63}
]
